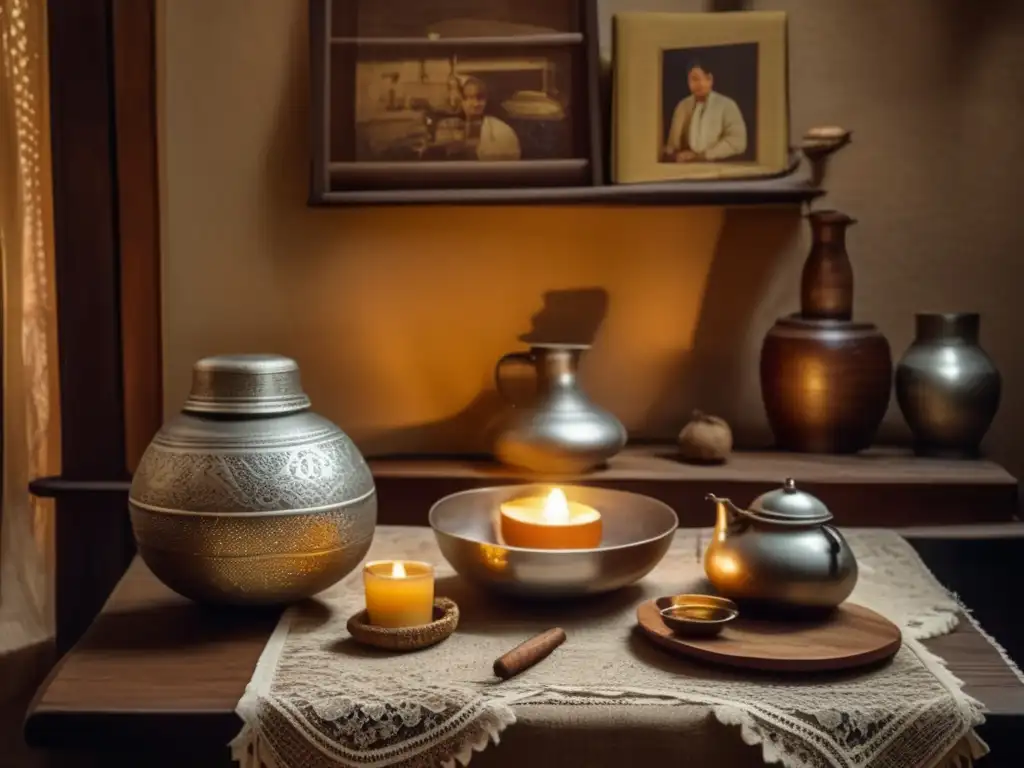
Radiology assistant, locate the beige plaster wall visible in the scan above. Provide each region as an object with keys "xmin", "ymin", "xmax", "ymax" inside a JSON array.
[{"xmin": 159, "ymin": 0, "xmax": 1024, "ymax": 487}]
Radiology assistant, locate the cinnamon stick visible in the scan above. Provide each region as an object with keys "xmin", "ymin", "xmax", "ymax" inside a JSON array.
[{"xmin": 493, "ymin": 628, "xmax": 566, "ymax": 680}]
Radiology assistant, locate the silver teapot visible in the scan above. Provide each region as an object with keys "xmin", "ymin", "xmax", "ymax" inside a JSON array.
[{"xmin": 704, "ymin": 479, "xmax": 857, "ymax": 610}]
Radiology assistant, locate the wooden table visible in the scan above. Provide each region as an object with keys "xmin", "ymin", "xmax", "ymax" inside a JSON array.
[{"xmin": 25, "ymin": 531, "xmax": 1024, "ymax": 767}]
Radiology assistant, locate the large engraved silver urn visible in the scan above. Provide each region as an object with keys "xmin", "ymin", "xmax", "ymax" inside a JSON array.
[{"xmin": 129, "ymin": 354, "xmax": 376, "ymax": 605}]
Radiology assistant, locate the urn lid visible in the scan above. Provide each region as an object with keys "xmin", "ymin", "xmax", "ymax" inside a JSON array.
[
  {"xmin": 748, "ymin": 478, "xmax": 833, "ymax": 525},
  {"xmin": 183, "ymin": 354, "xmax": 311, "ymax": 416}
]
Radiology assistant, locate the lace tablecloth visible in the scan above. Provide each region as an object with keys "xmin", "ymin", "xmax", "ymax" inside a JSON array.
[{"xmin": 232, "ymin": 527, "xmax": 1007, "ymax": 768}]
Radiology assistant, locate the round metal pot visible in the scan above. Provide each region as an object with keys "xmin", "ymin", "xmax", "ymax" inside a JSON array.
[
  {"xmin": 129, "ymin": 354, "xmax": 376, "ymax": 605},
  {"xmin": 760, "ymin": 315, "xmax": 892, "ymax": 454},
  {"xmin": 895, "ymin": 313, "xmax": 1001, "ymax": 457}
]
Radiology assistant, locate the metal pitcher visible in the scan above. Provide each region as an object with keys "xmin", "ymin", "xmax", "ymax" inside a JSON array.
[{"xmin": 492, "ymin": 343, "xmax": 626, "ymax": 474}]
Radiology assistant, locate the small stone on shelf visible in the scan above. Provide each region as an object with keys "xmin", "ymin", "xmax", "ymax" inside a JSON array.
[{"xmin": 677, "ymin": 410, "xmax": 733, "ymax": 465}]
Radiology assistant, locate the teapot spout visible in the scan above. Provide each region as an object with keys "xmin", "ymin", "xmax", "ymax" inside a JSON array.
[{"xmin": 705, "ymin": 493, "xmax": 747, "ymax": 534}]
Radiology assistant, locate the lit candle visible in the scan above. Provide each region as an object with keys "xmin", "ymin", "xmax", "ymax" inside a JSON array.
[
  {"xmin": 363, "ymin": 560, "xmax": 435, "ymax": 628},
  {"xmin": 499, "ymin": 488, "xmax": 602, "ymax": 550}
]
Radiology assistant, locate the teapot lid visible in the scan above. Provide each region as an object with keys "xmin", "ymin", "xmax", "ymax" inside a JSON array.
[
  {"xmin": 748, "ymin": 478, "xmax": 833, "ymax": 525},
  {"xmin": 183, "ymin": 354, "xmax": 311, "ymax": 416}
]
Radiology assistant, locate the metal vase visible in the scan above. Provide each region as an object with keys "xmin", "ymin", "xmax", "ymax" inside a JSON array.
[
  {"xmin": 895, "ymin": 313, "xmax": 1001, "ymax": 457},
  {"xmin": 492, "ymin": 344, "xmax": 626, "ymax": 474},
  {"xmin": 129, "ymin": 354, "xmax": 376, "ymax": 605}
]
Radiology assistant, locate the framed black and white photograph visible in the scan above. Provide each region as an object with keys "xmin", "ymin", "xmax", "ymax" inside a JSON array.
[{"xmin": 613, "ymin": 11, "xmax": 788, "ymax": 184}]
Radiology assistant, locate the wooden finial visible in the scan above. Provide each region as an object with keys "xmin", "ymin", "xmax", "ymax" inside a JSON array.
[{"xmin": 801, "ymin": 126, "xmax": 852, "ymax": 189}]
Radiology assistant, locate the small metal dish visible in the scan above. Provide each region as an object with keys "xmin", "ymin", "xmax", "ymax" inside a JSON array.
[{"xmin": 656, "ymin": 594, "xmax": 738, "ymax": 638}]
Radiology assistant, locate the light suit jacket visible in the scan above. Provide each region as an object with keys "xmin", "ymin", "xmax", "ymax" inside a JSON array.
[
  {"xmin": 665, "ymin": 91, "xmax": 748, "ymax": 161},
  {"xmin": 476, "ymin": 116, "xmax": 522, "ymax": 161}
]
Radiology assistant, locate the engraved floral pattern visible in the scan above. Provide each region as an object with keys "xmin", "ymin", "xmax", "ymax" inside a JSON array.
[{"xmin": 131, "ymin": 434, "xmax": 373, "ymax": 513}]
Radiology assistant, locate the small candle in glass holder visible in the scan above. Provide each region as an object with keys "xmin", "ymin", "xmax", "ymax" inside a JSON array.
[{"xmin": 363, "ymin": 560, "xmax": 435, "ymax": 628}]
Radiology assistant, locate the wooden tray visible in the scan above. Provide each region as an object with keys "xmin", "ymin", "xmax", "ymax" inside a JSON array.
[{"xmin": 636, "ymin": 598, "xmax": 901, "ymax": 673}]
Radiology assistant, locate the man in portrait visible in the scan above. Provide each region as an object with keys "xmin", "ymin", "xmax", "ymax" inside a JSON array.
[
  {"xmin": 459, "ymin": 76, "xmax": 521, "ymax": 161},
  {"xmin": 663, "ymin": 61, "xmax": 748, "ymax": 163}
]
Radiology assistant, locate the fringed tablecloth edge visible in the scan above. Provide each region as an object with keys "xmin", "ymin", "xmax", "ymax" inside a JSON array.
[
  {"xmin": 440, "ymin": 701, "xmax": 518, "ymax": 768},
  {"xmin": 905, "ymin": 634, "xmax": 990, "ymax": 767},
  {"xmin": 500, "ymin": 683, "xmax": 984, "ymax": 768},
  {"xmin": 932, "ymin": 731, "xmax": 989, "ymax": 768},
  {"xmin": 855, "ymin": 536, "xmax": 997, "ymax": 768},
  {"xmin": 231, "ymin": 607, "xmax": 295, "ymax": 768},
  {"xmin": 891, "ymin": 530, "xmax": 1024, "ymax": 766},
  {"xmin": 956, "ymin": 599, "xmax": 1024, "ymax": 686}
]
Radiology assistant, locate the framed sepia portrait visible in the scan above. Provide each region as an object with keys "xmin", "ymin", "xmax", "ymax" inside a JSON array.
[
  {"xmin": 309, "ymin": 0, "xmax": 603, "ymax": 201},
  {"xmin": 351, "ymin": 49, "xmax": 577, "ymax": 164},
  {"xmin": 612, "ymin": 11, "xmax": 788, "ymax": 184}
]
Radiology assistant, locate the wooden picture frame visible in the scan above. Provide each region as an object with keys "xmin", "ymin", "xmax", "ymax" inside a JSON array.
[
  {"xmin": 613, "ymin": 11, "xmax": 789, "ymax": 184},
  {"xmin": 309, "ymin": 0, "xmax": 603, "ymax": 203}
]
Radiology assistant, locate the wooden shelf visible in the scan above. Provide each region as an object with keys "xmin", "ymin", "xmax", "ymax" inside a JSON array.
[
  {"xmin": 368, "ymin": 446, "xmax": 1019, "ymax": 527},
  {"xmin": 317, "ymin": 174, "xmax": 823, "ymax": 207},
  {"xmin": 328, "ymin": 159, "xmax": 592, "ymax": 190},
  {"xmin": 330, "ymin": 33, "xmax": 584, "ymax": 47},
  {"xmin": 30, "ymin": 447, "xmax": 1017, "ymax": 528}
]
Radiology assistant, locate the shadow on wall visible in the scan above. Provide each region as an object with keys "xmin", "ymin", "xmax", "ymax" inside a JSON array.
[
  {"xmin": 518, "ymin": 287, "xmax": 609, "ymax": 346},
  {"xmin": 601, "ymin": 205, "xmax": 803, "ymax": 444},
  {"xmin": 354, "ymin": 287, "xmax": 613, "ymax": 458},
  {"xmin": 672, "ymin": 207, "xmax": 800, "ymax": 448}
]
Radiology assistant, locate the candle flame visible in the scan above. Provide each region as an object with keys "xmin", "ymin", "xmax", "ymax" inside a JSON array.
[
  {"xmin": 391, "ymin": 561, "xmax": 407, "ymax": 579},
  {"xmin": 542, "ymin": 488, "xmax": 571, "ymax": 524}
]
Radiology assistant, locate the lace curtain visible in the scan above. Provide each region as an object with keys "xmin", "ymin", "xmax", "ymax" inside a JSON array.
[{"xmin": 0, "ymin": 0, "xmax": 60, "ymax": 643}]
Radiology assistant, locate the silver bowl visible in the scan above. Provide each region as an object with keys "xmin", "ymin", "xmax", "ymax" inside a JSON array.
[{"xmin": 428, "ymin": 484, "xmax": 678, "ymax": 598}]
